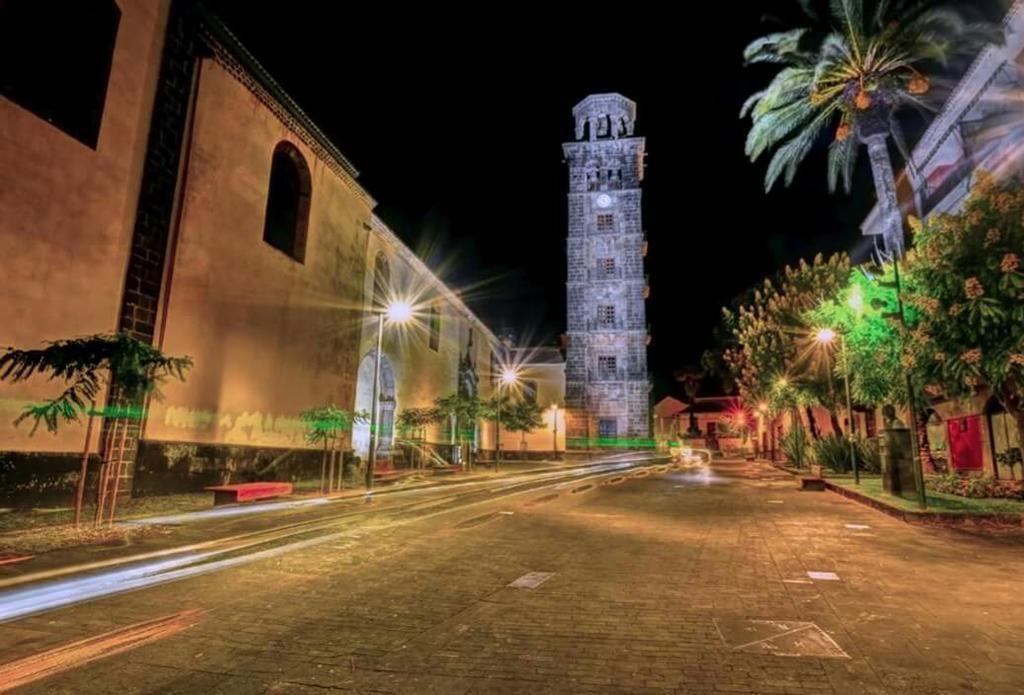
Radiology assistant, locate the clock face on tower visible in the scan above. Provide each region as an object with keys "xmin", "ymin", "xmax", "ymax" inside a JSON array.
[{"xmin": 595, "ymin": 194, "xmax": 612, "ymax": 208}]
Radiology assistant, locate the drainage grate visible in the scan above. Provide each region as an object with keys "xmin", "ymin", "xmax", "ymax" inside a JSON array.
[
  {"xmin": 714, "ymin": 618, "xmax": 849, "ymax": 658},
  {"xmin": 508, "ymin": 571, "xmax": 555, "ymax": 589}
]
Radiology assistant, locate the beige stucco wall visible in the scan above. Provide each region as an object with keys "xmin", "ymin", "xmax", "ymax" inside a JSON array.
[
  {"xmin": 494, "ymin": 362, "xmax": 566, "ymax": 453},
  {"xmin": 144, "ymin": 58, "xmax": 372, "ymax": 451},
  {"xmin": 355, "ymin": 224, "xmax": 505, "ymax": 455},
  {"xmin": 0, "ymin": 0, "xmax": 170, "ymax": 453}
]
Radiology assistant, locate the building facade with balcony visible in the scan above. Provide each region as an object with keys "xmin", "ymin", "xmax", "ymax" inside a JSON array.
[{"xmin": 861, "ymin": 0, "xmax": 1024, "ymax": 477}]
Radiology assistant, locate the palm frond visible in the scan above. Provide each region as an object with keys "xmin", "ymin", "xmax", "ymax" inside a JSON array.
[
  {"xmin": 830, "ymin": 0, "xmax": 865, "ymax": 60},
  {"xmin": 765, "ymin": 103, "xmax": 840, "ymax": 191},
  {"xmin": 740, "ymin": 90, "xmax": 768, "ymax": 119},
  {"xmin": 743, "ymin": 29, "xmax": 811, "ymax": 65},
  {"xmin": 827, "ymin": 133, "xmax": 859, "ymax": 193},
  {"xmin": 746, "ymin": 97, "xmax": 818, "ymax": 162}
]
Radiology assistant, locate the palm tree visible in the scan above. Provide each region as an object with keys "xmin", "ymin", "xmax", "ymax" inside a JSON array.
[
  {"xmin": 0, "ymin": 333, "xmax": 191, "ymax": 525},
  {"xmin": 742, "ymin": 0, "xmax": 996, "ymax": 257}
]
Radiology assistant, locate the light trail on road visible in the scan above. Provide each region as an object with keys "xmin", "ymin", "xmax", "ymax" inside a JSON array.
[{"xmin": 0, "ymin": 453, "xmax": 670, "ymax": 624}]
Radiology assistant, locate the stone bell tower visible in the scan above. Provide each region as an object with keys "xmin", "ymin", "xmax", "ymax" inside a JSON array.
[{"xmin": 563, "ymin": 93, "xmax": 650, "ymax": 446}]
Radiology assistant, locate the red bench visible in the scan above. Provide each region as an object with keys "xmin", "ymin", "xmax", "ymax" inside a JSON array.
[{"xmin": 205, "ymin": 482, "xmax": 293, "ymax": 505}]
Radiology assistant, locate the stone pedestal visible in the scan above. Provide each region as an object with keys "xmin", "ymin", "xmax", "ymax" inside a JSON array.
[{"xmin": 880, "ymin": 428, "xmax": 917, "ymax": 497}]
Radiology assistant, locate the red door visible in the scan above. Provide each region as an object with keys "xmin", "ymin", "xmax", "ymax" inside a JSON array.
[{"xmin": 947, "ymin": 416, "xmax": 983, "ymax": 471}]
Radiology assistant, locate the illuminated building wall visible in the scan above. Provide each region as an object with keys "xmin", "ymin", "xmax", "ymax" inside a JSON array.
[
  {"xmin": 0, "ymin": 2, "xmax": 504, "ymax": 494},
  {"xmin": 354, "ymin": 217, "xmax": 504, "ymax": 461},
  {"xmin": 563, "ymin": 94, "xmax": 651, "ymax": 446},
  {"xmin": 0, "ymin": 0, "xmax": 172, "ymax": 456}
]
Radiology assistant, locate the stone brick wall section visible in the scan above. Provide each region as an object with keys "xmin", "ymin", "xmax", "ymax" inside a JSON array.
[{"xmin": 106, "ymin": 0, "xmax": 203, "ymax": 496}]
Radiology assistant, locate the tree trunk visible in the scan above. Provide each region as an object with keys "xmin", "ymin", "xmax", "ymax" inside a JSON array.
[
  {"xmin": 319, "ymin": 441, "xmax": 328, "ymax": 494},
  {"xmin": 326, "ymin": 444, "xmax": 335, "ymax": 494},
  {"xmin": 804, "ymin": 407, "xmax": 821, "ymax": 441},
  {"xmin": 863, "ymin": 133, "xmax": 905, "ymax": 258},
  {"xmin": 828, "ymin": 409, "xmax": 844, "ymax": 438},
  {"xmin": 916, "ymin": 411, "xmax": 937, "ymax": 473},
  {"xmin": 74, "ymin": 408, "xmax": 97, "ymax": 527}
]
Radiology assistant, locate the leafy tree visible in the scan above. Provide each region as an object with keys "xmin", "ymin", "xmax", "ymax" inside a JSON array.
[
  {"xmin": 433, "ymin": 392, "xmax": 484, "ymax": 467},
  {"xmin": 806, "ymin": 264, "xmax": 946, "ymax": 468},
  {"xmin": 904, "ymin": 174, "xmax": 1024, "ymax": 449},
  {"xmin": 396, "ymin": 406, "xmax": 438, "ymax": 469},
  {"xmin": 742, "ymin": 0, "xmax": 994, "ymax": 255},
  {"xmin": 300, "ymin": 405, "xmax": 356, "ymax": 491},
  {"xmin": 675, "ymin": 366, "xmax": 703, "ymax": 434},
  {"xmin": 0, "ymin": 333, "xmax": 191, "ymax": 525},
  {"xmin": 806, "ymin": 268, "xmax": 906, "ymax": 407},
  {"xmin": 503, "ymin": 399, "xmax": 546, "ymax": 450},
  {"xmin": 719, "ymin": 253, "xmax": 851, "ymax": 437}
]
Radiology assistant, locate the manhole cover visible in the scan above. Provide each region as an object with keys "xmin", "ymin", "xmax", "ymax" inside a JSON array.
[
  {"xmin": 714, "ymin": 618, "xmax": 849, "ymax": 658},
  {"xmin": 508, "ymin": 571, "xmax": 555, "ymax": 589}
]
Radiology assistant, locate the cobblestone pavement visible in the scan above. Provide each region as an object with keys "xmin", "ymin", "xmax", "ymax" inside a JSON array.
[{"xmin": 3, "ymin": 459, "xmax": 1024, "ymax": 694}]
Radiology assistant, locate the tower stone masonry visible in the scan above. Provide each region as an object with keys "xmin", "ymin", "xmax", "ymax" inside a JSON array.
[{"xmin": 563, "ymin": 93, "xmax": 650, "ymax": 446}]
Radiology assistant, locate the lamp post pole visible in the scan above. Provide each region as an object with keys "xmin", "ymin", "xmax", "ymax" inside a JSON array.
[
  {"xmin": 495, "ymin": 382, "xmax": 502, "ymax": 471},
  {"xmin": 365, "ymin": 312, "xmax": 385, "ymax": 492},
  {"xmin": 840, "ymin": 333, "xmax": 858, "ymax": 485}
]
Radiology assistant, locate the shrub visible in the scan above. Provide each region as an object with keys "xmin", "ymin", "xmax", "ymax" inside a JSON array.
[
  {"xmin": 926, "ymin": 472, "xmax": 1024, "ymax": 500},
  {"xmin": 780, "ymin": 426, "xmax": 811, "ymax": 468},
  {"xmin": 813, "ymin": 435, "xmax": 882, "ymax": 474}
]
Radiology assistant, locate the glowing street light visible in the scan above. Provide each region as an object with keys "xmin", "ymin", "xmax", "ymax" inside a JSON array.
[
  {"xmin": 848, "ymin": 285, "xmax": 864, "ymax": 314},
  {"xmin": 366, "ymin": 299, "xmax": 414, "ymax": 492},
  {"xmin": 385, "ymin": 300, "xmax": 413, "ymax": 323},
  {"xmin": 495, "ymin": 367, "xmax": 519, "ymax": 468},
  {"xmin": 815, "ymin": 327, "xmax": 837, "ymax": 345}
]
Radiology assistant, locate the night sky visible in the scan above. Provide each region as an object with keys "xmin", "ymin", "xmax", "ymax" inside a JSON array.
[{"xmin": 205, "ymin": 0, "xmax": 1004, "ymax": 399}]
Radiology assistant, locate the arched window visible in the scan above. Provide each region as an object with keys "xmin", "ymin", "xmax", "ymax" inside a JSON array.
[
  {"xmin": 263, "ymin": 141, "xmax": 311, "ymax": 262},
  {"xmin": 372, "ymin": 252, "xmax": 390, "ymax": 310}
]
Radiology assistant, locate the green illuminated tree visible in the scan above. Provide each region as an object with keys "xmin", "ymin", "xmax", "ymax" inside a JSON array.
[
  {"xmin": 904, "ymin": 174, "xmax": 1024, "ymax": 449},
  {"xmin": 806, "ymin": 265, "xmax": 938, "ymax": 468},
  {"xmin": 0, "ymin": 333, "xmax": 191, "ymax": 526},
  {"xmin": 742, "ymin": 0, "xmax": 995, "ymax": 254}
]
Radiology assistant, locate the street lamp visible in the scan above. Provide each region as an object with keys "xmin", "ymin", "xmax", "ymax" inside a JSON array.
[
  {"xmin": 815, "ymin": 327, "xmax": 858, "ymax": 484},
  {"xmin": 495, "ymin": 367, "xmax": 519, "ymax": 468},
  {"xmin": 365, "ymin": 300, "xmax": 413, "ymax": 492}
]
